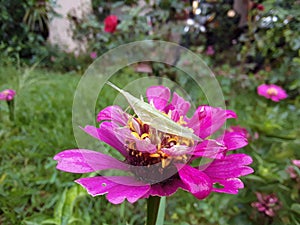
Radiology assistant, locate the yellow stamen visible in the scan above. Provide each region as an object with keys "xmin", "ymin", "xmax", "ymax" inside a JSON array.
[
  {"xmin": 3, "ymin": 90, "xmax": 9, "ymax": 95},
  {"xmin": 157, "ymin": 143, "xmax": 161, "ymax": 151},
  {"xmin": 177, "ymin": 116, "xmax": 187, "ymax": 125},
  {"xmin": 267, "ymin": 87, "xmax": 278, "ymax": 96},
  {"xmin": 168, "ymin": 137, "xmax": 178, "ymax": 143},
  {"xmin": 161, "ymin": 158, "xmax": 166, "ymax": 168},
  {"xmin": 180, "ymin": 138, "xmax": 194, "ymax": 147},
  {"xmin": 128, "ymin": 120, "xmax": 135, "ymax": 131},
  {"xmin": 149, "ymin": 153, "xmax": 160, "ymax": 158},
  {"xmin": 136, "ymin": 118, "xmax": 143, "ymax": 126},
  {"xmin": 141, "ymin": 133, "xmax": 149, "ymax": 139},
  {"xmin": 131, "ymin": 132, "xmax": 140, "ymax": 139}
]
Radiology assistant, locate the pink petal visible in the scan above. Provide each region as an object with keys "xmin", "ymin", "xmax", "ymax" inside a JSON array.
[
  {"xmin": 217, "ymin": 131, "xmax": 248, "ymax": 151},
  {"xmin": 270, "ymin": 96, "xmax": 280, "ymax": 102},
  {"xmin": 53, "ymin": 149, "xmax": 129, "ymax": 173},
  {"xmin": 96, "ymin": 105, "xmax": 129, "ymax": 126},
  {"xmin": 135, "ymin": 139, "xmax": 157, "ymax": 153},
  {"xmin": 255, "ymin": 192, "xmax": 265, "ymax": 203},
  {"xmin": 176, "ymin": 164, "xmax": 212, "ymax": 199},
  {"xmin": 162, "ymin": 145, "xmax": 193, "ymax": 156},
  {"xmin": 193, "ymin": 139, "xmax": 226, "ymax": 159},
  {"xmin": 146, "ymin": 86, "xmax": 170, "ymax": 111},
  {"xmin": 277, "ymin": 90, "xmax": 288, "ymax": 99},
  {"xmin": 146, "ymin": 179, "xmax": 186, "ymax": 197},
  {"xmin": 269, "ymin": 84, "xmax": 287, "ymax": 97},
  {"xmin": 228, "ymin": 126, "xmax": 248, "ymax": 136},
  {"xmin": 257, "ymin": 84, "xmax": 269, "ymax": 97},
  {"xmin": 187, "ymin": 106, "xmax": 237, "ymax": 139},
  {"xmin": 81, "ymin": 123, "xmax": 128, "ymax": 156},
  {"xmin": 203, "ymin": 154, "xmax": 254, "ymax": 179},
  {"xmin": 170, "ymin": 92, "xmax": 191, "ymax": 117},
  {"xmin": 211, "ymin": 178, "xmax": 244, "ymax": 194},
  {"xmin": 76, "ymin": 176, "xmax": 150, "ymax": 204},
  {"xmin": 265, "ymin": 209, "xmax": 275, "ymax": 217}
]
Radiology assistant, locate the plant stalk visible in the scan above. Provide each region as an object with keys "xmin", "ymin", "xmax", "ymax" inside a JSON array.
[
  {"xmin": 147, "ymin": 196, "xmax": 161, "ymax": 225},
  {"xmin": 7, "ymin": 100, "xmax": 14, "ymax": 121}
]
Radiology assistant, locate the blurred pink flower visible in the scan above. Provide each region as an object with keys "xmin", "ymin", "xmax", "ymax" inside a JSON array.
[
  {"xmin": 90, "ymin": 52, "xmax": 97, "ymax": 59},
  {"xmin": 257, "ymin": 84, "xmax": 288, "ymax": 102},
  {"xmin": 292, "ymin": 160, "xmax": 300, "ymax": 167},
  {"xmin": 287, "ymin": 166, "xmax": 298, "ymax": 179},
  {"xmin": 206, "ymin": 45, "xmax": 215, "ymax": 56},
  {"xmin": 54, "ymin": 85, "xmax": 253, "ymax": 204},
  {"xmin": 0, "ymin": 89, "xmax": 16, "ymax": 101},
  {"xmin": 134, "ymin": 63, "xmax": 153, "ymax": 73},
  {"xmin": 252, "ymin": 192, "xmax": 281, "ymax": 217},
  {"xmin": 104, "ymin": 15, "xmax": 118, "ymax": 33},
  {"xmin": 287, "ymin": 159, "xmax": 300, "ymax": 179},
  {"xmin": 50, "ymin": 56, "xmax": 56, "ymax": 62}
]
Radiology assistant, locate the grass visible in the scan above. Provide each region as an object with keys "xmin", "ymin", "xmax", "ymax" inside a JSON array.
[
  {"xmin": 0, "ymin": 65, "xmax": 299, "ymax": 225},
  {"xmin": 0, "ymin": 66, "xmax": 79, "ymax": 224},
  {"xmin": 0, "ymin": 66, "xmax": 152, "ymax": 224}
]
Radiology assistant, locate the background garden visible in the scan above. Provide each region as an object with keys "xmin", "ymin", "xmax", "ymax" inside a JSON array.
[{"xmin": 0, "ymin": 0, "xmax": 300, "ymax": 224}]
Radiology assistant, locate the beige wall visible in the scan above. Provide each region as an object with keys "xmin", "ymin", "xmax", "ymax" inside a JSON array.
[{"xmin": 48, "ymin": 0, "xmax": 92, "ymax": 55}]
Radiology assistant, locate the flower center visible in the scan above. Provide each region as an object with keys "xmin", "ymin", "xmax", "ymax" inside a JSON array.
[
  {"xmin": 3, "ymin": 90, "xmax": 9, "ymax": 96},
  {"xmin": 125, "ymin": 117, "xmax": 193, "ymax": 183},
  {"xmin": 267, "ymin": 87, "xmax": 278, "ymax": 96}
]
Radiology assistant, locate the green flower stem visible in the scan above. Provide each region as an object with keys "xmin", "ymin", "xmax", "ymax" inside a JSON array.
[
  {"xmin": 147, "ymin": 196, "xmax": 161, "ymax": 225},
  {"xmin": 7, "ymin": 100, "xmax": 14, "ymax": 121}
]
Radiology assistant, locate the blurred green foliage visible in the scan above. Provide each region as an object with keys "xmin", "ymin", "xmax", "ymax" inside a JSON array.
[
  {"xmin": 239, "ymin": 0, "xmax": 300, "ymax": 80},
  {"xmin": 0, "ymin": 63, "xmax": 299, "ymax": 224},
  {"xmin": 0, "ymin": 0, "xmax": 57, "ymax": 64},
  {"xmin": 69, "ymin": 0, "xmax": 186, "ymax": 57},
  {"xmin": 0, "ymin": 0, "xmax": 300, "ymax": 224}
]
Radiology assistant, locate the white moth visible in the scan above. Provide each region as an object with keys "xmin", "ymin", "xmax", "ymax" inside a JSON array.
[{"xmin": 106, "ymin": 81, "xmax": 202, "ymax": 142}]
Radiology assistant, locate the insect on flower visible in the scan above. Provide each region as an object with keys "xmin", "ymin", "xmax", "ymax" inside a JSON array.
[
  {"xmin": 106, "ymin": 82, "xmax": 202, "ymax": 142},
  {"xmin": 54, "ymin": 84, "xmax": 253, "ymax": 204}
]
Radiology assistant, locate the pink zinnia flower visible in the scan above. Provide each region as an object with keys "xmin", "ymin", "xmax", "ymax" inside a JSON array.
[
  {"xmin": 54, "ymin": 86, "xmax": 253, "ymax": 204},
  {"xmin": 257, "ymin": 84, "xmax": 288, "ymax": 102},
  {"xmin": 0, "ymin": 89, "xmax": 16, "ymax": 101},
  {"xmin": 252, "ymin": 192, "xmax": 281, "ymax": 217},
  {"xmin": 104, "ymin": 15, "xmax": 118, "ymax": 33},
  {"xmin": 90, "ymin": 52, "xmax": 97, "ymax": 59}
]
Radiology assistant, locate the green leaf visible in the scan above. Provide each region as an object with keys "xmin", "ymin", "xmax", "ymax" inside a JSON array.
[
  {"xmin": 291, "ymin": 204, "xmax": 300, "ymax": 215},
  {"xmin": 245, "ymin": 175, "xmax": 267, "ymax": 183},
  {"xmin": 156, "ymin": 197, "xmax": 166, "ymax": 225},
  {"xmin": 53, "ymin": 185, "xmax": 87, "ymax": 225}
]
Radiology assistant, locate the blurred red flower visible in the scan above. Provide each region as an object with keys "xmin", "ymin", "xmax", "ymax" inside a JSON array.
[
  {"xmin": 104, "ymin": 15, "xmax": 118, "ymax": 33},
  {"xmin": 257, "ymin": 4, "xmax": 265, "ymax": 11}
]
